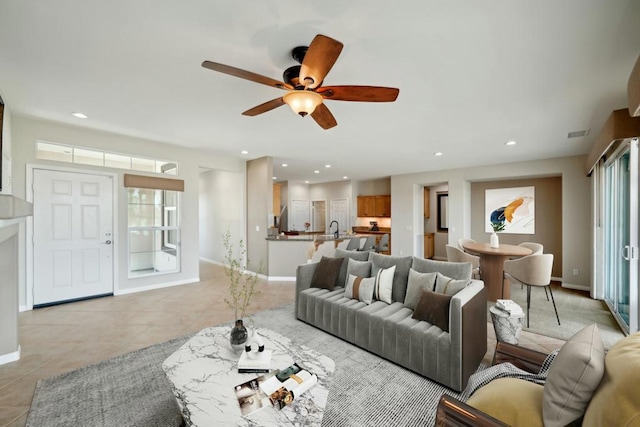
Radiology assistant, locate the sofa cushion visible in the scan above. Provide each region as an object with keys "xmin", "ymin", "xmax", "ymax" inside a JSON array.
[
  {"xmin": 412, "ymin": 288, "xmax": 451, "ymax": 332},
  {"xmin": 404, "ymin": 269, "xmax": 437, "ymax": 310},
  {"xmin": 467, "ymin": 378, "xmax": 544, "ymax": 427},
  {"xmin": 335, "ymin": 248, "xmax": 371, "ymax": 287},
  {"xmin": 411, "ymin": 257, "xmax": 472, "ymax": 281},
  {"xmin": 543, "ymin": 324, "xmax": 605, "ymax": 427},
  {"xmin": 310, "ymin": 256, "xmax": 344, "ymax": 290},
  {"xmin": 582, "ymin": 331, "xmax": 640, "ymax": 427},
  {"xmin": 374, "ymin": 265, "xmax": 396, "ymax": 304},
  {"xmin": 345, "ymin": 258, "xmax": 372, "ymax": 286},
  {"xmin": 434, "ymin": 272, "xmax": 468, "ymax": 295},
  {"xmin": 369, "ymin": 252, "xmax": 413, "ymax": 303}
]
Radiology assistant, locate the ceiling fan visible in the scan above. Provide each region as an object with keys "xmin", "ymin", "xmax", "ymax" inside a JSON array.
[{"xmin": 202, "ymin": 34, "xmax": 399, "ymax": 130}]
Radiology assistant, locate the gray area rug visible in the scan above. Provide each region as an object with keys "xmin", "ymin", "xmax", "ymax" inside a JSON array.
[
  {"xmin": 490, "ymin": 282, "xmax": 625, "ymax": 348},
  {"xmin": 28, "ymin": 304, "xmax": 472, "ymax": 427}
]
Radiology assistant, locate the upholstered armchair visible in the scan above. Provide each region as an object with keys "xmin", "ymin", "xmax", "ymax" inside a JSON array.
[{"xmin": 436, "ymin": 326, "xmax": 640, "ymax": 427}]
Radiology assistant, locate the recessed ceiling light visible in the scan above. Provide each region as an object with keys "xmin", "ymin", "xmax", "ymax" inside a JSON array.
[
  {"xmin": 505, "ymin": 140, "xmax": 517, "ymax": 146},
  {"xmin": 343, "ymin": 176, "xmax": 348, "ymax": 179},
  {"xmin": 314, "ymin": 170, "xmax": 319, "ymax": 174},
  {"xmin": 273, "ymin": 176, "xmax": 276, "ymax": 180},
  {"xmin": 325, "ymin": 164, "xmax": 331, "ymax": 168},
  {"xmin": 240, "ymin": 150, "xmax": 249, "ymax": 154},
  {"xmin": 434, "ymin": 152, "xmax": 443, "ymax": 156},
  {"xmin": 305, "ymin": 180, "xmax": 309, "ymax": 184},
  {"xmin": 71, "ymin": 112, "xmax": 87, "ymax": 119},
  {"xmin": 282, "ymin": 163, "xmax": 288, "ymax": 167}
]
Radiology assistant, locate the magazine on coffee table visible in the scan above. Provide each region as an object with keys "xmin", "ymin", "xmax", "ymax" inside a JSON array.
[
  {"xmin": 259, "ymin": 363, "xmax": 318, "ymax": 410},
  {"xmin": 234, "ymin": 373, "xmax": 274, "ymax": 417}
]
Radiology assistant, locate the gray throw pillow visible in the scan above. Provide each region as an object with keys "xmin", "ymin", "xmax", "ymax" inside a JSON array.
[
  {"xmin": 345, "ymin": 258, "xmax": 372, "ymax": 286},
  {"xmin": 404, "ymin": 269, "xmax": 438, "ymax": 310},
  {"xmin": 369, "ymin": 252, "xmax": 413, "ymax": 303},
  {"xmin": 411, "ymin": 257, "xmax": 472, "ymax": 281},
  {"xmin": 334, "ymin": 248, "xmax": 370, "ymax": 287},
  {"xmin": 543, "ymin": 324, "xmax": 605, "ymax": 427},
  {"xmin": 434, "ymin": 272, "xmax": 469, "ymax": 295}
]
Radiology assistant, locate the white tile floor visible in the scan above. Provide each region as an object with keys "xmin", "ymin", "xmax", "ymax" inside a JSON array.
[{"xmin": 0, "ymin": 262, "xmax": 564, "ymax": 427}]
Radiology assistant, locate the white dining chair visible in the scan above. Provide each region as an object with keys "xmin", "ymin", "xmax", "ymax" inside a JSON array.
[{"xmin": 503, "ymin": 253, "xmax": 559, "ymax": 328}]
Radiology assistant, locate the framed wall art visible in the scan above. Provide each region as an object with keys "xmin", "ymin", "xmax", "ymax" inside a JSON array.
[{"xmin": 485, "ymin": 186, "xmax": 535, "ymax": 234}]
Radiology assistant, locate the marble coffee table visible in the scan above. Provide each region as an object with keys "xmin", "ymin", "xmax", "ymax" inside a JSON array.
[{"xmin": 162, "ymin": 326, "xmax": 335, "ymax": 426}]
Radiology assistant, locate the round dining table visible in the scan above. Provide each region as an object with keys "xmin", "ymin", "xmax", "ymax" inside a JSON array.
[{"xmin": 461, "ymin": 242, "xmax": 532, "ymax": 301}]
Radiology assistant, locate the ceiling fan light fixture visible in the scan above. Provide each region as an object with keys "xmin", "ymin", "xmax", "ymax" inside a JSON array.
[{"xmin": 283, "ymin": 90, "xmax": 323, "ymax": 116}]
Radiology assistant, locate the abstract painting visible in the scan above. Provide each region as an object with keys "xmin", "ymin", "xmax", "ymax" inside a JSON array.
[{"xmin": 485, "ymin": 186, "xmax": 535, "ymax": 234}]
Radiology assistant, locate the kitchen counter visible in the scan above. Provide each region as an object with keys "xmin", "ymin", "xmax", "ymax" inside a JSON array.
[{"xmin": 266, "ymin": 233, "xmax": 363, "ymax": 242}]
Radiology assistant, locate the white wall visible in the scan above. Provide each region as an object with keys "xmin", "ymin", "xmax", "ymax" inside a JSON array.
[
  {"xmin": 199, "ymin": 169, "xmax": 245, "ymax": 264},
  {"xmin": 11, "ymin": 116, "xmax": 245, "ymax": 305},
  {"xmin": 391, "ymin": 155, "xmax": 591, "ymax": 289}
]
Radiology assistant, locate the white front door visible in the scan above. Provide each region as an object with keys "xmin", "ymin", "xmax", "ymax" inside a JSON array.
[{"xmin": 33, "ymin": 169, "xmax": 114, "ymax": 306}]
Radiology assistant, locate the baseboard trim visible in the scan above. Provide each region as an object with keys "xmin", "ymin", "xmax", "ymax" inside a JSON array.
[
  {"xmin": 115, "ymin": 277, "xmax": 200, "ymax": 295},
  {"xmin": 199, "ymin": 257, "xmax": 269, "ymax": 281},
  {"xmin": 0, "ymin": 346, "xmax": 21, "ymax": 365},
  {"xmin": 199, "ymin": 257, "xmax": 224, "ymax": 266},
  {"xmin": 267, "ymin": 276, "xmax": 296, "ymax": 282},
  {"xmin": 19, "ymin": 305, "xmax": 29, "ymax": 312},
  {"xmin": 561, "ymin": 282, "xmax": 590, "ymax": 292}
]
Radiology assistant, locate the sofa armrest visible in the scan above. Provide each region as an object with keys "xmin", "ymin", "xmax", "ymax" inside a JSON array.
[
  {"xmin": 492, "ymin": 341, "xmax": 548, "ymax": 373},
  {"xmin": 295, "ymin": 262, "xmax": 318, "ymax": 310},
  {"xmin": 435, "ymin": 395, "xmax": 509, "ymax": 427},
  {"xmin": 449, "ymin": 280, "xmax": 487, "ymax": 391}
]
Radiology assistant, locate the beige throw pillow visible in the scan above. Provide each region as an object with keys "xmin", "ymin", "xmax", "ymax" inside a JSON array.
[
  {"xmin": 434, "ymin": 272, "xmax": 468, "ymax": 295},
  {"xmin": 543, "ymin": 324, "xmax": 605, "ymax": 427}
]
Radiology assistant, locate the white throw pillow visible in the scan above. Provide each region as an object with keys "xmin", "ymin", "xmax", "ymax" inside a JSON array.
[
  {"xmin": 374, "ymin": 265, "xmax": 396, "ymax": 304},
  {"xmin": 344, "ymin": 274, "xmax": 375, "ymax": 304}
]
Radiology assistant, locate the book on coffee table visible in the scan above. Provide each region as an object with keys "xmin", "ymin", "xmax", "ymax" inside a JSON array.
[{"xmin": 237, "ymin": 350, "xmax": 272, "ymax": 373}]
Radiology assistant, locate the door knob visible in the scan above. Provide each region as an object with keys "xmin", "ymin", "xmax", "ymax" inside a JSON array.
[{"xmin": 101, "ymin": 240, "xmax": 112, "ymax": 245}]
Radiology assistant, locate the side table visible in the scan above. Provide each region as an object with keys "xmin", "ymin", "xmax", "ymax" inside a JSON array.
[{"xmin": 489, "ymin": 305, "xmax": 524, "ymax": 344}]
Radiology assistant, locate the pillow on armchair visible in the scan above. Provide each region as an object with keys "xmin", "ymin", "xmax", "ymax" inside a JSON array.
[{"xmin": 466, "ymin": 324, "xmax": 606, "ymax": 427}]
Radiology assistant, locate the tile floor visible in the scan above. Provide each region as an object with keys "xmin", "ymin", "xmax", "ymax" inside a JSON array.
[{"xmin": 0, "ymin": 261, "xmax": 564, "ymax": 427}]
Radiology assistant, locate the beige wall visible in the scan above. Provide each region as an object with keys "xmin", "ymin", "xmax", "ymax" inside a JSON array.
[
  {"xmin": 246, "ymin": 157, "xmax": 272, "ymax": 274},
  {"xmin": 391, "ymin": 155, "xmax": 590, "ymax": 290},
  {"xmin": 470, "ymin": 177, "xmax": 562, "ymax": 277}
]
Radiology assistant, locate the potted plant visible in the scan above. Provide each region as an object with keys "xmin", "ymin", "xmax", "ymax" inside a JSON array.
[
  {"xmin": 223, "ymin": 229, "xmax": 261, "ymax": 351},
  {"xmin": 489, "ymin": 212, "xmax": 505, "ymax": 248}
]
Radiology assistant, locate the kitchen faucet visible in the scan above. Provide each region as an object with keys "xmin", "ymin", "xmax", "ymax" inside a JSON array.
[{"xmin": 329, "ymin": 220, "xmax": 339, "ymax": 238}]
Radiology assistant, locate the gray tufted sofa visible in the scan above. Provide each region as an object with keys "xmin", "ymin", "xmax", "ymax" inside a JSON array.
[{"xmin": 295, "ymin": 250, "xmax": 487, "ymax": 392}]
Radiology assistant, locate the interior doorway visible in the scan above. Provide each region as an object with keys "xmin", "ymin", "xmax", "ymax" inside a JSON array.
[{"xmin": 311, "ymin": 200, "xmax": 326, "ymax": 232}]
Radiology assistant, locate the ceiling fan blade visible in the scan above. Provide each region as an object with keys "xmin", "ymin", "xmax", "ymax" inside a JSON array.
[
  {"xmin": 317, "ymin": 85, "xmax": 399, "ymax": 102},
  {"xmin": 311, "ymin": 103, "xmax": 337, "ymax": 130},
  {"xmin": 242, "ymin": 97, "xmax": 286, "ymax": 116},
  {"xmin": 202, "ymin": 61, "xmax": 293, "ymax": 90},
  {"xmin": 299, "ymin": 35, "xmax": 344, "ymax": 90}
]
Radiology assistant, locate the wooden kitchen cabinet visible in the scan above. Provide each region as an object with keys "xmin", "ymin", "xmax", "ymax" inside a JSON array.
[
  {"xmin": 357, "ymin": 195, "xmax": 390, "ymax": 217},
  {"xmin": 424, "ymin": 233, "xmax": 434, "ymax": 259},
  {"xmin": 424, "ymin": 188, "xmax": 430, "ymax": 218},
  {"xmin": 273, "ymin": 183, "xmax": 281, "ymax": 216},
  {"xmin": 374, "ymin": 195, "xmax": 391, "ymax": 217}
]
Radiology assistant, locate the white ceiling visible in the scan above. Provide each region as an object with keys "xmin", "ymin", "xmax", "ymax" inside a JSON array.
[{"xmin": 1, "ymin": 1, "xmax": 639, "ymax": 183}]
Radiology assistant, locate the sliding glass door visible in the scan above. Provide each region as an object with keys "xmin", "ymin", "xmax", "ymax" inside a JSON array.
[{"xmin": 604, "ymin": 139, "xmax": 639, "ymax": 334}]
